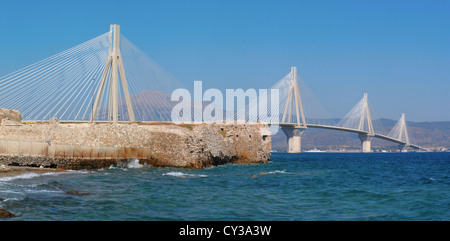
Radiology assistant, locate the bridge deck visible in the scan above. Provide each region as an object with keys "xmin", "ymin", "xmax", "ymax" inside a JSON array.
[{"xmin": 276, "ymin": 123, "xmax": 426, "ymax": 151}]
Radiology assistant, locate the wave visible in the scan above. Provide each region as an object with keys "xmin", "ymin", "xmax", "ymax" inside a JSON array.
[
  {"xmin": 0, "ymin": 197, "xmax": 21, "ymax": 202},
  {"xmin": 127, "ymin": 159, "xmax": 144, "ymax": 168},
  {"xmin": 162, "ymin": 171, "xmax": 208, "ymax": 178},
  {"xmin": 267, "ymin": 170, "xmax": 287, "ymax": 174},
  {"xmin": 0, "ymin": 173, "xmax": 41, "ymax": 182},
  {"xmin": 0, "ymin": 170, "xmax": 84, "ymax": 182},
  {"xmin": 110, "ymin": 159, "xmax": 145, "ymax": 170}
]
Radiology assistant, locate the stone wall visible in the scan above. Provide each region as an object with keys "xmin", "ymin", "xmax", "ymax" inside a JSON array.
[{"xmin": 0, "ymin": 121, "xmax": 271, "ymax": 169}]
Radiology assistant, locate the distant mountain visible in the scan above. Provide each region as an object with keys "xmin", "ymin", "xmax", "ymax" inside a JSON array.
[{"xmin": 271, "ymin": 119, "xmax": 450, "ymax": 152}]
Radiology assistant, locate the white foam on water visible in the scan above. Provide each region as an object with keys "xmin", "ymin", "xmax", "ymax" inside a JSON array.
[
  {"xmin": 267, "ymin": 170, "xmax": 287, "ymax": 174},
  {"xmin": 0, "ymin": 173, "xmax": 40, "ymax": 182},
  {"xmin": 163, "ymin": 171, "xmax": 186, "ymax": 177},
  {"xmin": 127, "ymin": 159, "xmax": 144, "ymax": 169},
  {"xmin": 111, "ymin": 159, "xmax": 145, "ymax": 170},
  {"xmin": 0, "ymin": 197, "xmax": 21, "ymax": 202},
  {"xmin": 0, "ymin": 189, "xmax": 24, "ymax": 195},
  {"xmin": 162, "ymin": 171, "xmax": 208, "ymax": 178},
  {"xmin": 23, "ymin": 188, "xmax": 63, "ymax": 194},
  {"xmin": 0, "ymin": 170, "xmax": 86, "ymax": 182}
]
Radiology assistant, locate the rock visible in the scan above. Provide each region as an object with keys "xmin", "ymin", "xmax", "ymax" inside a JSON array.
[
  {"xmin": 49, "ymin": 117, "xmax": 59, "ymax": 125},
  {"xmin": 66, "ymin": 189, "xmax": 89, "ymax": 195},
  {"xmin": 0, "ymin": 108, "xmax": 21, "ymax": 123},
  {"xmin": 0, "ymin": 164, "xmax": 10, "ymax": 172},
  {"xmin": 1, "ymin": 119, "xmax": 22, "ymax": 126},
  {"xmin": 0, "ymin": 209, "xmax": 16, "ymax": 219}
]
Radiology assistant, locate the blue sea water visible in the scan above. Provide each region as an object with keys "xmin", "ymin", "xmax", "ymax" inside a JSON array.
[{"xmin": 0, "ymin": 152, "xmax": 449, "ymax": 221}]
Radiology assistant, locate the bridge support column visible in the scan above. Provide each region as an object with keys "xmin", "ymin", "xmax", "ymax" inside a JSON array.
[
  {"xmin": 358, "ymin": 133, "xmax": 374, "ymax": 153},
  {"xmin": 281, "ymin": 126, "xmax": 306, "ymax": 153},
  {"xmin": 398, "ymin": 144, "xmax": 408, "ymax": 152},
  {"xmin": 91, "ymin": 24, "xmax": 135, "ymax": 123}
]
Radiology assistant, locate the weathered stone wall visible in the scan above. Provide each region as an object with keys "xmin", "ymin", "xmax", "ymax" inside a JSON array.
[{"xmin": 0, "ymin": 121, "xmax": 271, "ymax": 169}]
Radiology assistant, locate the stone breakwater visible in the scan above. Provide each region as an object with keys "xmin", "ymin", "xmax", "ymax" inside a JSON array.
[{"xmin": 0, "ymin": 120, "xmax": 271, "ymax": 169}]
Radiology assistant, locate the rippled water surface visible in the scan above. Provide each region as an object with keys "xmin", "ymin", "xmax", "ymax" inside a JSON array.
[{"xmin": 1, "ymin": 152, "xmax": 449, "ymax": 220}]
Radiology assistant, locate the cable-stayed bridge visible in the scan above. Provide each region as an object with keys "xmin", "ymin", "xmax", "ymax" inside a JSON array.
[
  {"xmin": 0, "ymin": 24, "xmax": 426, "ymax": 153},
  {"xmin": 0, "ymin": 24, "xmax": 182, "ymax": 122},
  {"xmin": 272, "ymin": 66, "xmax": 425, "ymax": 152}
]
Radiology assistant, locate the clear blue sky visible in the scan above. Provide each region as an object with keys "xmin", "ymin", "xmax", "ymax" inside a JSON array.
[{"xmin": 0, "ymin": 0, "xmax": 449, "ymax": 121}]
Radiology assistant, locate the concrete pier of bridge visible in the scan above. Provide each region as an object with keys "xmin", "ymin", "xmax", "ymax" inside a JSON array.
[
  {"xmin": 358, "ymin": 133, "xmax": 374, "ymax": 153},
  {"xmin": 398, "ymin": 143, "xmax": 409, "ymax": 152},
  {"xmin": 281, "ymin": 126, "xmax": 306, "ymax": 153}
]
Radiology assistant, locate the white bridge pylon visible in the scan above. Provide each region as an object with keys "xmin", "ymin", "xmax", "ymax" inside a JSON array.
[
  {"xmin": 388, "ymin": 113, "xmax": 411, "ymax": 152},
  {"xmin": 280, "ymin": 67, "xmax": 307, "ymax": 153},
  {"xmin": 281, "ymin": 67, "xmax": 307, "ymax": 128},
  {"xmin": 358, "ymin": 93, "xmax": 374, "ymax": 134},
  {"xmin": 337, "ymin": 93, "xmax": 374, "ymax": 134},
  {"xmin": 91, "ymin": 24, "xmax": 135, "ymax": 123},
  {"xmin": 336, "ymin": 92, "xmax": 375, "ymax": 152}
]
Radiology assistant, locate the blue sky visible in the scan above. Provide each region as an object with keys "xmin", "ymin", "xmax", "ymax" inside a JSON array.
[{"xmin": 0, "ymin": 0, "xmax": 449, "ymax": 121}]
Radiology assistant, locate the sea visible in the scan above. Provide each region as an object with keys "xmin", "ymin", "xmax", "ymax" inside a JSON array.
[{"xmin": 0, "ymin": 152, "xmax": 449, "ymax": 221}]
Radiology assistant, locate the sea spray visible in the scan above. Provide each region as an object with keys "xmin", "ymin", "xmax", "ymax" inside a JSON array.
[
  {"xmin": 114, "ymin": 159, "xmax": 145, "ymax": 169},
  {"xmin": 127, "ymin": 159, "xmax": 144, "ymax": 169}
]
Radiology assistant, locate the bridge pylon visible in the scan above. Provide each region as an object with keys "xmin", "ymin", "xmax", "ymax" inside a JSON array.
[
  {"xmin": 358, "ymin": 93, "xmax": 374, "ymax": 152},
  {"xmin": 388, "ymin": 113, "xmax": 411, "ymax": 152},
  {"xmin": 280, "ymin": 67, "xmax": 307, "ymax": 153},
  {"xmin": 281, "ymin": 67, "xmax": 307, "ymax": 128},
  {"xmin": 399, "ymin": 113, "xmax": 410, "ymax": 152},
  {"xmin": 90, "ymin": 24, "xmax": 135, "ymax": 123},
  {"xmin": 358, "ymin": 93, "xmax": 374, "ymax": 134}
]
